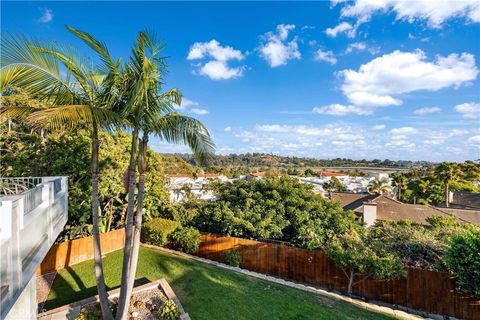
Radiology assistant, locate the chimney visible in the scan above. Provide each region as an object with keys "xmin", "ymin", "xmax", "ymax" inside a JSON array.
[{"xmin": 362, "ymin": 202, "xmax": 377, "ymax": 227}]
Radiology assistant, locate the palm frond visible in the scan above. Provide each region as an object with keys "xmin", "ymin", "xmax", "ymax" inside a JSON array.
[
  {"xmin": 150, "ymin": 113, "xmax": 215, "ymax": 165},
  {"xmin": 0, "ymin": 105, "xmax": 45, "ymax": 122},
  {"xmin": 27, "ymin": 104, "xmax": 124, "ymax": 131},
  {"xmin": 0, "ymin": 35, "xmax": 75, "ymax": 104}
]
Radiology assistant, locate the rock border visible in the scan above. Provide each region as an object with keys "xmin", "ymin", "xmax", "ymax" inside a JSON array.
[
  {"xmin": 142, "ymin": 244, "xmax": 441, "ymax": 320},
  {"xmin": 37, "ymin": 278, "xmax": 190, "ymax": 320}
]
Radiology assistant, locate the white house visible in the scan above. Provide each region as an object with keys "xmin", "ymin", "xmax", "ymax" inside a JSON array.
[{"xmin": 166, "ymin": 174, "xmax": 229, "ymax": 202}]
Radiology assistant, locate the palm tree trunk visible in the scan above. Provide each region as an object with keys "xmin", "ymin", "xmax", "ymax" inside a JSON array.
[
  {"xmin": 91, "ymin": 125, "xmax": 113, "ymax": 320},
  {"xmin": 116, "ymin": 126, "xmax": 139, "ymax": 320},
  {"xmin": 445, "ymin": 182, "xmax": 449, "ymax": 208},
  {"xmin": 124, "ymin": 132, "xmax": 149, "ymax": 311}
]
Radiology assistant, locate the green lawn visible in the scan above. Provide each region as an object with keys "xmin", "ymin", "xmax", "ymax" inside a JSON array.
[{"xmin": 45, "ymin": 247, "xmax": 395, "ymax": 320}]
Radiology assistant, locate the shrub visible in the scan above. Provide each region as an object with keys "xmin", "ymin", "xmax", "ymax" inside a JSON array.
[
  {"xmin": 444, "ymin": 227, "xmax": 480, "ymax": 297},
  {"xmin": 224, "ymin": 250, "xmax": 241, "ymax": 267},
  {"xmin": 75, "ymin": 304, "xmax": 101, "ymax": 320},
  {"xmin": 142, "ymin": 218, "xmax": 181, "ymax": 246},
  {"xmin": 170, "ymin": 227, "xmax": 201, "ymax": 253},
  {"xmin": 157, "ymin": 299, "xmax": 180, "ymax": 320}
]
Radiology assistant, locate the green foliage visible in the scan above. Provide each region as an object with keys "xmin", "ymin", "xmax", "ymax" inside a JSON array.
[
  {"xmin": 224, "ymin": 250, "xmax": 242, "ymax": 267},
  {"xmin": 142, "ymin": 218, "xmax": 181, "ymax": 247},
  {"xmin": 327, "ymin": 228, "xmax": 406, "ymax": 294},
  {"xmin": 193, "ymin": 177, "xmax": 355, "ymax": 249},
  {"xmin": 169, "ymin": 226, "xmax": 201, "ymax": 253},
  {"xmin": 1, "ymin": 120, "xmax": 173, "ymax": 240},
  {"xmin": 368, "ymin": 221, "xmax": 444, "ymax": 270},
  {"xmin": 394, "ymin": 161, "xmax": 479, "ymax": 205},
  {"xmin": 75, "ymin": 304, "xmax": 102, "ymax": 320},
  {"xmin": 323, "ymin": 177, "xmax": 346, "ymax": 193},
  {"xmin": 157, "ymin": 299, "xmax": 181, "ymax": 320},
  {"xmin": 444, "ymin": 227, "xmax": 480, "ymax": 297}
]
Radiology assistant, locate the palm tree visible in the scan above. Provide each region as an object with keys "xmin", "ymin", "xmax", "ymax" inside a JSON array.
[
  {"xmin": 115, "ymin": 31, "xmax": 214, "ymax": 319},
  {"xmin": 391, "ymin": 174, "xmax": 408, "ymax": 200},
  {"xmin": 367, "ymin": 178, "xmax": 392, "ymax": 195},
  {"xmin": 435, "ymin": 162, "xmax": 463, "ymax": 207},
  {"xmin": 1, "ymin": 28, "xmax": 122, "ymax": 319}
]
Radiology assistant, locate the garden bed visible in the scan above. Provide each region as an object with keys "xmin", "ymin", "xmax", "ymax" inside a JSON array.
[{"xmin": 38, "ymin": 278, "xmax": 190, "ymax": 320}]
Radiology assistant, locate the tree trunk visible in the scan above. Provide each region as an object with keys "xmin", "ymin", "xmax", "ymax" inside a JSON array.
[
  {"xmin": 445, "ymin": 182, "xmax": 449, "ymax": 208},
  {"xmin": 116, "ymin": 126, "xmax": 139, "ymax": 320},
  {"xmin": 124, "ymin": 132, "xmax": 149, "ymax": 312},
  {"xmin": 91, "ymin": 125, "xmax": 114, "ymax": 320},
  {"xmin": 347, "ymin": 269, "xmax": 354, "ymax": 295}
]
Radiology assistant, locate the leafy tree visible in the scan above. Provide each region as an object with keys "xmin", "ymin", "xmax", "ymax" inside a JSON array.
[
  {"xmin": 193, "ymin": 177, "xmax": 355, "ymax": 249},
  {"xmin": 367, "ymin": 220, "xmax": 445, "ymax": 270},
  {"xmin": 323, "ymin": 176, "xmax": 346, "ymax": 193},
  {"xmin": 304, "ymin": 168, "xmax": 317, "ymax": 176},
  {"xmin": 444, "ymin": 227, "xmax": 480, "ymax": 297},
  {"xmin": 326, "ymin": 228, "xmax": 406, "ymax": 295}
]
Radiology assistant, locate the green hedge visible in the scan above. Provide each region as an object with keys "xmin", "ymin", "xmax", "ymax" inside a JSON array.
[
  {"xmin": 170, "ymin": 227, "xmax": 201, "ymax": 254},
  {"xmin": 142, "ymin": 218, "xmax": 181, "ymax": 247}
]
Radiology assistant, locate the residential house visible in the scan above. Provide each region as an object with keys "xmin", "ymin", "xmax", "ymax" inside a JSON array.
[
  {"xmin": 330, "ymin": 192, "xmax": 479, "ymax": 227},
  {"xmin": 166, "ymin": 173, "xmax": 228, "ymax": 202}
]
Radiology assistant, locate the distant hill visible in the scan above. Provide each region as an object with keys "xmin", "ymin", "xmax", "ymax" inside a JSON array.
[{"xmin": 164, "ymin": 153, "xmax": 433, "ymax": 169}]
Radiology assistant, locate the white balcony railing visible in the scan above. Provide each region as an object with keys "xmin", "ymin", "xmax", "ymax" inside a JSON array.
[{"xmin": 0, "ymin": 176, "xmax": 68, "ymax": 319}]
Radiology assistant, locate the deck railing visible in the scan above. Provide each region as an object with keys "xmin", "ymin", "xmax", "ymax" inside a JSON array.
[{"xmin": 0, "ymin": 176, "xmax": 68, "ymax": 319}]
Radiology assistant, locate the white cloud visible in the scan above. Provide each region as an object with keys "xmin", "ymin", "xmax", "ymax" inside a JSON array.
[
  {"xmin": 468, "ymin": 135, "xmax": 480, "ymax": 145},
  {"xmin": 385, "ymin": 140, "xmax": 416, "ymax": 149},
  {"xmin": 190, "ymin": 108, "xmax": 209, "ymax": 115},
  {"xmin": 259, "ymin": 24, "xmax": 301, "ymax": 67},
  {"xmin": 255, "ymin": 124, "xmax": 332, "ymax": 136},
  {"xmin": 314, "ymin": 50, "xmax": 337, "ymax": 65},
  {"xmin": 38, "ymin": 8, "xmax": 53, "ymax": 23},
  {"xmin": 175, "ymin": 97, "xmax": 208, "ymax": 115},
  {"xmin": 391, "ymin": 127, "xmax": 418, "ymax": 135},
  {"xmin": 176, "ymin": 97, "xmax": 198, "ymax": 110},
  {"xmin": 199, "ymin": 60, "xmax": 243, "ymax": 80},
  {"xmin": 455, "ymin": 102, "xmax": 480, "ymax": 119},
  {"xmin": 372, "ymin": 124, "xmax": 385, "ymax": 130},
  {"xmin": 187, "ymin": 39, "xmax": 244, "ymax": 61},
  {"xmin": 325, "ymin": 22, "xmax": 356, "ymax": 38},
  {"xmin": 345, "ymin": 42, "xmax": 366, "ymax": 54},
  {"xmin": 224, "ymin": 127, "xmax": 232, "ymax": 132},
  {"xmin": 414, "ymin": 107, "xmax": 441, "ymax": 115},
  {"xmin": 312, "ymin": 104, "xmax": 372, "ymax": 116},
  {"xmin": 340, "ymin": 50, "xmax": 478, "ymax": 108},
  {"xmin": 336, "ymin": 0, "xmax": 480, "ymax": 29},
  {"xmin": 345, "ymin": 42, "xmax": 380, "ymax": 55},
  {"xmin": 187, "ymin": 40, "xmax": 245, "ymax": 80}
]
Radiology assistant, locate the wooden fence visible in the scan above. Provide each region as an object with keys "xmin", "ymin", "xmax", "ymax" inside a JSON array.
[
  {"xmin": 36, "ymin": 230, "xmax": 480, "ymax": 319},
  {"xmin": 36, "ymin": 229, "xmax": 125, "ymax": 275},
  {"xmin": 198, "ymin": 233, "xmax": 480, "ymax": 320}
]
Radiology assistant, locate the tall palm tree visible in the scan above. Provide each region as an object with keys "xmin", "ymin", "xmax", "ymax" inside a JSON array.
[
  {"xmin": 0, "ymin": 29, "xmax": 122, "ymax": 320},
  {"xmin": 367, "ymin": 178, "xmax": 392, "ymax": 195},
  {"xmin": 115, "ymin": 30, "xmax": 214, "ymax": 319},
  {"xmin": 391, "ymin": 174, "xmax": 408, "ymax": 200},
  {"xmin": 435, "ymin": 162, "xmax": 463, "ymax": 207}
]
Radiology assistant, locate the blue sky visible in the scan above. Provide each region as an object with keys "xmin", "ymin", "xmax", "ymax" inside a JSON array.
[{"xmin": 2, "ymin": 1, "xmax": 480, "ymax": 161}]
